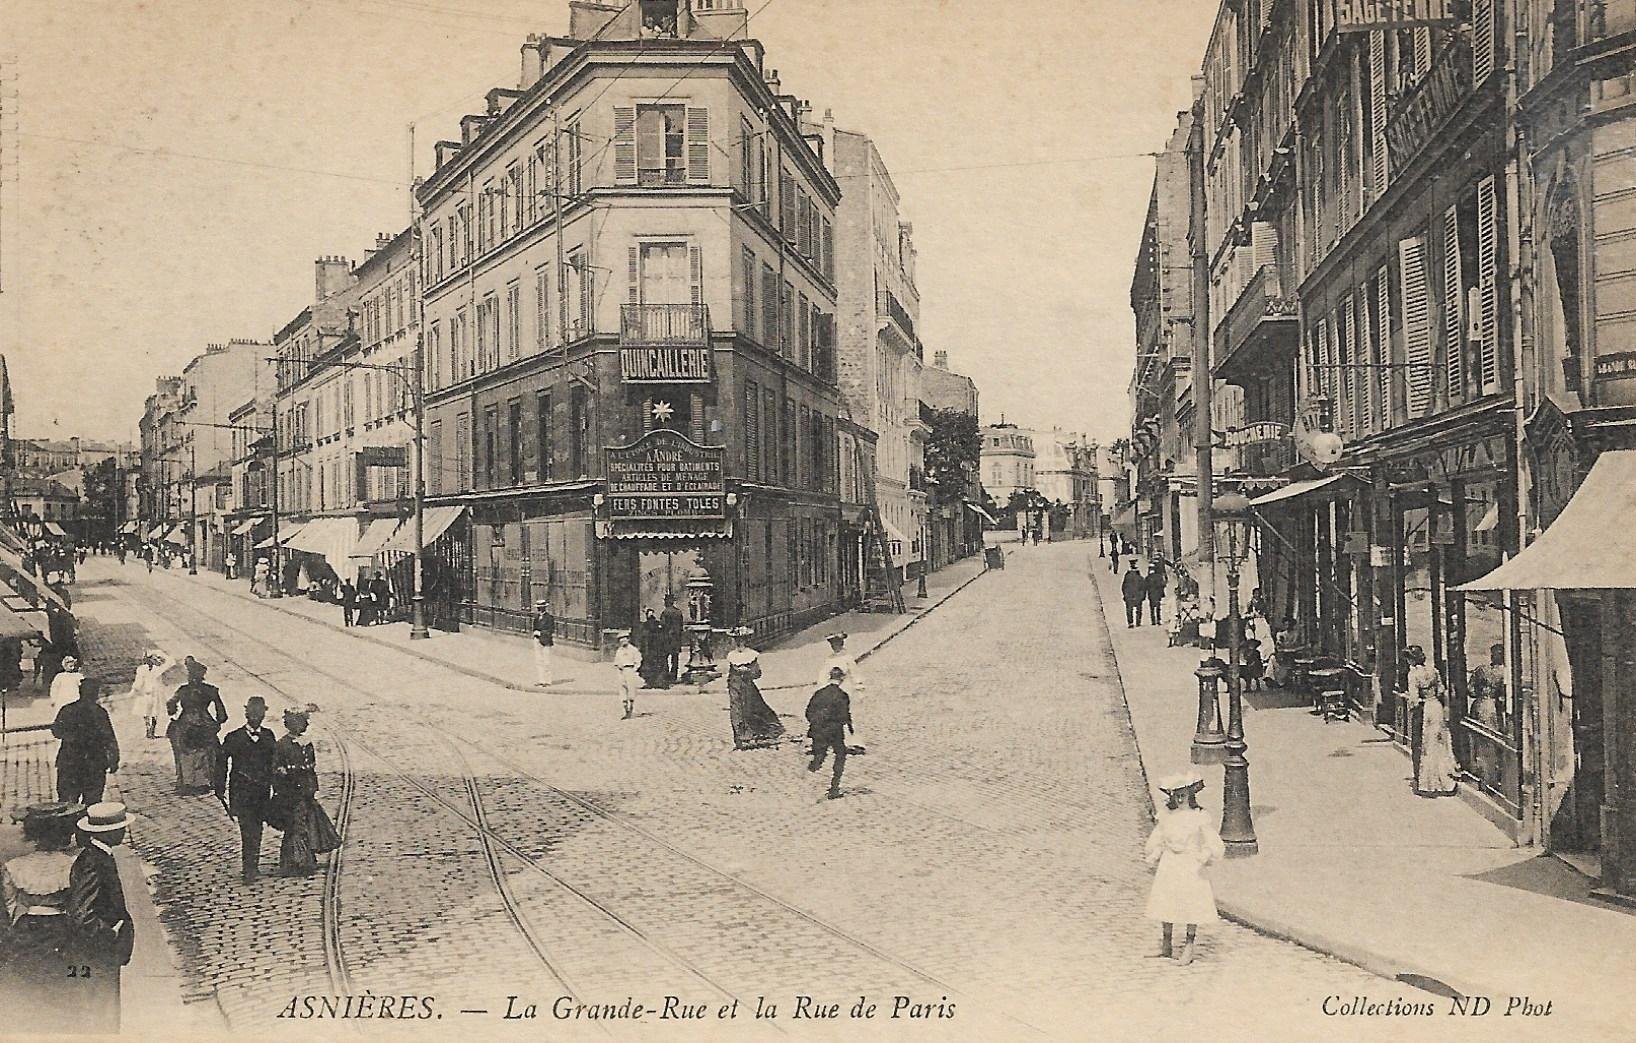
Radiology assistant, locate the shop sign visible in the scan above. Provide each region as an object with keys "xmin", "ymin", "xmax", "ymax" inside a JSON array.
[
  {"xmin": 1593, "ymin": 351, "xmax": 1636, "ymax": 382},
  {"xmin": 355, "ymin": 446, "xmax": 407, "ymax": 468},
  {"xmin": 1385, "ymin": 35, "xmax": 1472, "ymax": 172},
  {"xmin": 604, "ymin": 429, "xmax": 725, "ymax": 520},
  {"xmin": 1336, "ymin": 0, "xmax": 1459, "ymax": 32},
  {"xmin": 1219, "ymin": 421, "xmax": 1290, "ymax": 447},
  {"xmin": 619, "ymin": 346, "xmax": 714, "ymax": 384},
  {"xmin": 1370, "ymin": 545, "xmax": 1392, "ymax": 567}
]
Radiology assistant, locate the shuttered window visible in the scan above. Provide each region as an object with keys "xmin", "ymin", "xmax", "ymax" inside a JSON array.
[
  {"xmin": 765, "ymin": 387, "xmax": 778, "ymax": 482},
  {"xmin": 535, "ymin": 266, "xmax": 551, "ymax": 354},
  {"xmin": 1473, "ymin": 0, "xmax": 1496, "ymax": 84},
  {"xmin": 1442, "ymin": 204, "xmax": 1465, "ymax": 405},
  {"xmin": 798, "ymin": 292, "xmax": 810, "ymax": 370},
  {"xmin": 742, "ymin": 247, "xmax": 757, "ymax": 340},
  {"xmin": 1375, "ymin": 265, "xmax": 1391, "ymax": 430},
  {"xmin": 761, "ymin": 264, "xmax": 779, "ymax": 349},
  {"xmin": 687, "ymin": 107, "xmax": 709, "ymax": 183},
  {"xmin": 821, "ymin": 218, "xmax": 834, "ymax": 281},
  {"xmin": 1359, "ymin": 283, "xmax": 1377, "ymax": 435},
  {"xmin": 798, "ymin": 405, "xmax": 810, "ymax": 490},
  {"xmin": 1477, "ymin": 175, "xmax": 1501, "ymax": 393},
  {"xmin": 1310, "ymin": 318, "xmax": 1328, "ymax": 407},
  {"xmin": 1367, "ymin": 32, "xmax": 1388, "ymax": 199},
  {"xmin": 506, "ymin": 283, "xmax": 521, "ymax": 363},
  {"xmin": 745, "ymin": 380, "xmax": 760, "ymax": 483},
  {"xmin": 1340, "ymin": 295, "xmax": 1357, "ymax": 438},
  {"xmin": 689, "ymin": 245, "xmax": 703, "ymax": 306},
  {"xmin": 737, "ymin": 117, "xmax": 752, "ymax": 197},
  {"xmin": 613, "ymin": 106, "xmax": 637, "ymax": 185},
  {"xmin": 780, "ymin": 168, "xmax": 796, "ymax": 244},
  {"xmin": 782, "ymin": 282, "xmax": 794, "ymax": 357},
  {"xmin": 1399, "ymin": 234, "xmax": 1434, "ymax": 418}
]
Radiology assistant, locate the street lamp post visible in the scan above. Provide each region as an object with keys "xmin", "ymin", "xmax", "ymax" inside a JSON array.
[
  {"xmin": 1213, "ymin": 490, "xmax": 1258, "ymax": 856},
  {"xmin": 188, "ymin": 439, "xmax": 198, "ymax": 575}
]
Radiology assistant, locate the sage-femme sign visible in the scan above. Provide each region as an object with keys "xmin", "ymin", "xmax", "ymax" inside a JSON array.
[
  {"xmin": 605, "ymin": 429, "xmax": 725, "ymax": 519},
  {"xmin": 1336, "ymin": 0, "xmax": 1460, "ymax": 31}
]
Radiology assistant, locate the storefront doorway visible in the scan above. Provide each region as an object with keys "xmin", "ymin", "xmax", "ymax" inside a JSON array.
[{"xmin": 638, "ymin": 547, "xmax": 700, "ymax": 621}]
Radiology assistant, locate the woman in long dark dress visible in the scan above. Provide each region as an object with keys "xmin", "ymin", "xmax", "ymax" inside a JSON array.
[
  {"xmin": 164, "ymin": 657, "xmax": 226, "ymax": 795},
  {"xmin": 724, "ymin": 627, "xmax": 784, "ymax": 749},
  {"xmin": 639, "ymin": 611, "xmax": 669, "ymax": 689},
  {"xmin": 268, "ymin": 707, "xmax": 341, "ymax": 877}
]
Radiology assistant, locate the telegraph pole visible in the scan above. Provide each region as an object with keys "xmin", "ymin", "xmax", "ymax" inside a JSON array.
[
  {"xmin": 188, "ymin": 438, "xmax": 198, "ymax": 574},
  {"xmin": 409, "ymin": 122, "xmax": 430, "ymax": 640}
]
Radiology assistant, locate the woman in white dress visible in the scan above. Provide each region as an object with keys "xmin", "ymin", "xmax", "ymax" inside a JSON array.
[
  {"xmin": 1144, "ymin": 771, "xmax": 1225, "ymax": 966},
  {"xmin": 1416, "ymin": 687, "xmax": 1460, "ymax": 797},
  {"xmin": 132, "ymin": 650, "xmax": 173, "ymax": 739}
]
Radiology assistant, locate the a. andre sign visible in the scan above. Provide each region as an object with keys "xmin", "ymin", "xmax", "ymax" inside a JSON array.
[{"xmin": 604, "ymin": 429, "xmax": 726, "ymax": 520}]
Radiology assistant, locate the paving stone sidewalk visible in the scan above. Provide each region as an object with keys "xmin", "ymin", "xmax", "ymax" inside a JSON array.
[
  {"xmin": 141, "ymin": 550, "xmax": 992, "ymax": 698},
  {"xmin": 1088, "ymin": 548, "xmax": 1634, "ymax": 1035}
]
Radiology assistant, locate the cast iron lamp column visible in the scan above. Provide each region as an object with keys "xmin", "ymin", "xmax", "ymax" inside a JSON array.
[
  {"xmin": 1192, "ymin": 656, "xmax": 1227, "ymax": 764},
  {"xmin": 1214, "ymin": 490, "xmax": 1258, "ymax": 856}
]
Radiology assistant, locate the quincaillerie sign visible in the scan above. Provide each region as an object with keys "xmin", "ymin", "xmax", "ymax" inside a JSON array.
[
  {"xmin": 605, "ymin": 429, "xmax": 725, "ymax": 520},
  {"xmin": 619, "ymin": 345, "xmax": 714, "ymax": 383}
]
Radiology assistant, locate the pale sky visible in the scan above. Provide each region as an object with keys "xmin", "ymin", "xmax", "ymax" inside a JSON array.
[{"xmin": 0, "ymin": 0, "xmax": 1213, "ymax": 448}]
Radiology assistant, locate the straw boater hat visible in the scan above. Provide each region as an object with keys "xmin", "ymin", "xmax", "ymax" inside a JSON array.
[
  {"xmin": 78, "ymin": 801, "xmax": 133, "ymax": 834},
  {"xmin": 1156, "ymin": 771, "xmax": 1206, "ymax": 796},
  {"xmin": 731, "ymin": 626, "xmax": 754, "ymax": 638},
  {"xmin": 536, "ymin": 599, "xmax": 549, "ymax": 608},
  {"xmin": 825, "ymin": 632, "xmax": 847, "ymax": 644}
]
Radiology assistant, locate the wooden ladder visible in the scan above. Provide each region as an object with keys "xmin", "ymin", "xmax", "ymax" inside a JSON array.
[{"xmin": 854, "ymin": 438, "xmax": 906, "ymax": 614}]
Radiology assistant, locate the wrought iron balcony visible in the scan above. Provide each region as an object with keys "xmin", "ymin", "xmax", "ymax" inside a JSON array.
[
  {"xmin": 877, "ymin": 289, "xmax": 917, "ymax": 346},
  {"xmin": 1214, "ymin": 265, "xmax": 1299, "ymax": 386},
  {"xmin": 619, "ymin": 304, "xmax": 711, "ymax": 347}
]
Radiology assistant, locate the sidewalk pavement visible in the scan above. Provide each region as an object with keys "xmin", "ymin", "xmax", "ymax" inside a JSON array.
[
  {"xmin": 1088, "ymin": 547, "xmax": 1633, "ymax": 1034},
  {"xmin": 1, "ymin": 737, "xmax": 222, "ymax": 1036},
  {"xmin": 137, "ymin": 548, "xmax": 994, "ymax": 698}
]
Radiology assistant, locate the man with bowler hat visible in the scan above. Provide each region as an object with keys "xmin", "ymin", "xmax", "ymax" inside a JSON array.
[
  {"xmin": 806, "ymin": 667, "xmax": 854, "ymax": 800},
  {"xmin": 51, "ymin": 678, "xmax": 119, "ymax": 806},
  {"xmin": 67, "ymin": 801, "xmax": 136, "ymax": 1033},
  {"xmin": 216, "ymin": 696, "xmax": 278, "ymax": 883}
]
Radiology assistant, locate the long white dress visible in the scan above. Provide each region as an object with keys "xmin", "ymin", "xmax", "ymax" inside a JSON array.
[
  {"xmin": 132, "ymin": 657, "xmax": 172, "ymax": 724},
  {"xmin": 1144, "ymin": 807, "xmax": 1224, "ymax": 924},
  {"xmin": 1416, "ymin": 695, "xmax": 1459, "ymax": 795}
]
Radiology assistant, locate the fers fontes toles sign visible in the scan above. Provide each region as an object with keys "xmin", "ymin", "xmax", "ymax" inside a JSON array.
[{"xmin": 605, "ymin": 429, "xmax": 725, "ymax": 519}]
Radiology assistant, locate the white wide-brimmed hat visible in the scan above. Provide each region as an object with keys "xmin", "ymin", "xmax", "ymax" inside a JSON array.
[
  {"xmin": 78, "ymin": 801, "xmax": 134, "ymax": 833},
  {"xmin": 1156, "ymin": 771, "xmax": 1206, "ymax": 795}
]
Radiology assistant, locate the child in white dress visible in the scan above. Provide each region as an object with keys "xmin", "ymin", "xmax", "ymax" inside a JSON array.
[{"xmin": 1145, "ymin": 771, "xmax": 1226, "ymax": 965}]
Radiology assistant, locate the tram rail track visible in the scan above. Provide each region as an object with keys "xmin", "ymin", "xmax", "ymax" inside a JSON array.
[{"xmin": 124, "ymin": 572, "xmax": 1042, "ymax": 1035}]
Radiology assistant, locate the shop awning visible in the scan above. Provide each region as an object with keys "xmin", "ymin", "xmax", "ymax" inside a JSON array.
[
  {"xmin": 1460, "ymin": 450, "xmax": 1636, "ymax": 591},
  {"xmin": 380, "ymin": 506, "xmax": 466, "ymax": 553},
  {"xmin": 0, "ymin": 549, "xmax": 70, "ymax": 612},
  {"xmin": 0, "ymin": 600, "xmax": 48, "ymax": 640},
  {"xmin": 1247, "ymin": 473, "xmax": 1358, "ymax": 508},
  {"xmin": 118, "ymin": 521, "xmax": 141, "ymax": 534},
  {"xmin": 164, "ymin": 526, "xmax": 190, "ymax": 546},
  {"xmin": 1111, "ymin": 505, "xmax": 1137, "ymax": 536},
  {"xmin": 231, "ymin": 517, "xmax": 266, "ymax": 537},
  {"xmin": 147, "ymin": 524, "xmax": 169, "ymax": 540},
  {"xmin": 285, "ymin": 517, "xmax": 361, "ymax": 567},
  {"xmin": 963, "ymin": 500, "xmax": 999, "ymax": 526},
  {"xmin": 254, "ymin": 522, "xmax": 305, "ymax": 550},
  {"xmin": 43, "ymin": 522, "xmax": 68, "ymax": 538},
  {"xmin": 605, "ymin": 518, "xmax": 732, "ymax": 540},
  {"xmin": 349, "ymin": 517, "xmax": 402, "ymax": 562}
]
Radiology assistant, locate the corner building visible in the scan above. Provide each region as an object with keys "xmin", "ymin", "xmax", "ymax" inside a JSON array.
[{"xmin": 417, "ymin": 0, "xmax": 844, "ymax": 646}]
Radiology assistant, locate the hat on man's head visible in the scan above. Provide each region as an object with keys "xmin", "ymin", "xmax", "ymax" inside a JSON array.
[
  {"xmin": 245, "ymin": 696, "xmax": 268, "ymax": 712},
  {"xmin": 77, "ymin": 677, "xmax": 100, "ymax": 700},
  {"xmin": 1156, "ymin": 771, "xmax": 1206, "ymax": 796},
  {"xmin": 825, "ymin": 632, "xmax": 848, "ymax": 643},
  {"xmin": 828, "ymin": 666, "xmax": 847, "ymax": 680},
  {"xmin": 536, "ymin": 600, "xmax": 550, "ymax": 608},
  {"xmin": 78, "ymin": 801, "xmax": 133, "ymax": 834},
  {"xmin": 663, "ymin": 593, "xmax": 676, "ymax": 604},
  {"xmin": 730, "ymin": 625, "xmax": 755, "ymax": 638},
  {"xmin": 18, "ymin": 801, "xmax": 83, "ymax": 844}
]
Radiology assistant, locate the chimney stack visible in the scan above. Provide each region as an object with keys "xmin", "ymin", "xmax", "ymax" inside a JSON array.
[
  {"xmin": 934, "ymin": 350, "xmax": 948, "ymax": 369},
  {"xmin": 315, "ymin": 255, "xmax": 353, "ymax": 304}
]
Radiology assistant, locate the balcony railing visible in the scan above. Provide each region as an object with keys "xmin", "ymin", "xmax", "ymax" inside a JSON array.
[
  {"xmin": 1215, "ymin": 264, "xmax": 1299, "ymax": 382},
  {"xmin": 619, "ymin": 304, "xmax": 710, "ymax": 347},
  {"xmin": 877, "ymin": 289, "xmax": 917, "ymax": 345}
]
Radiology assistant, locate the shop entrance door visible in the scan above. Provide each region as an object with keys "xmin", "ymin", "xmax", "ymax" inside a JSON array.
[
  {"xmin": 1394, "ymin": 495, "xmax": 1454, "ymax": 741},
  {"xmin": 1552, "ymin": 593, "xmax": 1606, "ymax": 858},
  {"xmin": 638, "ymin": 547, "xmax": 700, "ymax": 624}
]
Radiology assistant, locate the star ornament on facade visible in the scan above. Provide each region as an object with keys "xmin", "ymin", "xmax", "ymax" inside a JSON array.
[{"xmin": 651, "ymin": 400, "xmax": 675, "ymax": 425}]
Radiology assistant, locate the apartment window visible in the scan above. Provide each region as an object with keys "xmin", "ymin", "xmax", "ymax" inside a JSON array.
[
  {"xmin": 482, "ymin": 405, "xmax": 498, "ymax": 485},
  {"xmin": 782, "ymin": 398, "xmax": 795, "ymax": 486},
  {"xmin": 508, "ymin": 399, "xmax": 523, "ymax": 486},
  {"xmin": 780, "ymin": 168, "xmax": 796, "ymax": 243},
  {"xmin": 738, "ymin": 117, "xmax": 753, "ymax": 196},
  {"xmin": 755, "ymin": 134, "xmax": 769, "ymax": 218},
  {"xmin": 567, "ymin": 383, "xmax": 588, "ymax": 478},
  {"xmin": 476, "ymin": 297, "xmax": 492, "ymax": 372},
  {"xmin": 564, "ymin": 119, "xmax": 584, "ymax": 197},
  {"xmin": 456, "ymin": 413, "xmax": 471, "ymax": 488},
  {"xmin": 742, "ymin": 247, "xmax": 757, "ymax": 340},
  {"xmin": 761, "ymin": 264, "xmax": 779, "ymax": 349},
  {"xmin": 781, "ymin": 282, "xmax": 794, "ymax": 357},
  {"xmin": 506, "ymin": 282, "xmax": 522, "ymax": 363},
  {"xmin": 431, "ymin": 225, "xmax": 444, "ymax": 282},
  {"xmin": 525, "ymin": 152, "xmax": 538, "ymax": 226},
  {"xmin": 536, "ymin": 390, "xmax": 552, "ymax": 481},
  {"xmin": 634, "ymin": 241, "xmax": 692, "ymax": 304},
  {"xmin": 535, "ymin": 266, "xmax": 551, "ymax": 353},
  {"xmin": 640, "ymin": 104, "xmax": 686, "ymax": 186},
  {"xmin": 821, "ymin": 218, "xmax": 834, "ymax": 282},
  {"xmin": 764, "ymin": 387, "xmax": 778, "ymax": 483},
  {"xmin": 798, "ymin": 293, "xmax": 810, "ymax": 370},
  {"xmin": 508, "ymin": 162, "xmax": 523, "ymax": 235},
  {"xmin": 479, "ymin": 182, "xmax": 493, "ymax": 254}
]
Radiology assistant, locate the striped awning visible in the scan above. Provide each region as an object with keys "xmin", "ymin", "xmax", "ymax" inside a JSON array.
[
  {"xmin": 118, "ymin": 521, "xmax": 141, "ymax": 534},
  {"xmin": 231, "ymin": 517, "xmax": 265, "ymax": 537},
  {"xmin": 164, "ymin": 526, "xmax": 190, "ymax": 546},
  {"xmin": 254, "ymin": 522, "xmax": 305, "ymax": 550},
  {"xmin": 350, "ymin": 517, "xmax": 402, "ymax": 562},
  {"xmin": 605, "ymin": 518, "xmax": 731, "ymax": 540},
  {"xmin": 380, "ymin": 506, "xmax": 466, "ymax": 553},
  {"xmin": 147, "ymin": 524, "xmax": 169, "ymax": 540},
  {"xmin": 43, "ymin": 522, "xmax": 68, "ymax": 538},
  {"xmin": 963, "ymin": 500, "xmax": 999, "ymax": 526}
]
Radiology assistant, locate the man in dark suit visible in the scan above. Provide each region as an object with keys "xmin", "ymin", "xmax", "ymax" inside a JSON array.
[
  {"xmin": 660, "ymin": 594, "xmax": 686, "ymax": 683},
  {"xmin": 51, "ymin": 678, "xmax": 119, "ymax": 806},
  {"xmin": 339, "ymin": 579, "xmax": 357, "ymax": 627},
  {"xmin": 67, "ymin": 801, "xmax": 136, "ymax": 1033},
  {"xmin": 805, "ymin": 667, "xmax": 854, "ymax": 800},
  {"xmin": 1121, "ymin": 562, "xmax": 1147, "ymax": 628},
  {"xmin": 532, "ymin": 600, "xmax": 555, "ymax": 687},
  {"xmin": 216, "ymin": 696, "xmax": 278, "ymax": 883},
  {"xmin": 1145, "ymin": 560, "xmax": 1168, "ymax": 626}
]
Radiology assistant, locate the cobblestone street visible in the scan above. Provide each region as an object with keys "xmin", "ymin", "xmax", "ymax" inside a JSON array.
[{"xmin": 32, "ymin": 550, "xmax": 1409, "ymax": 1041}]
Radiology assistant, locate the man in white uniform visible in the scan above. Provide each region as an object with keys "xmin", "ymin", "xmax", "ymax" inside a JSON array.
[{"xmin": 613, "ymin": 631, "xmax": 642, "ymax": 720}]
